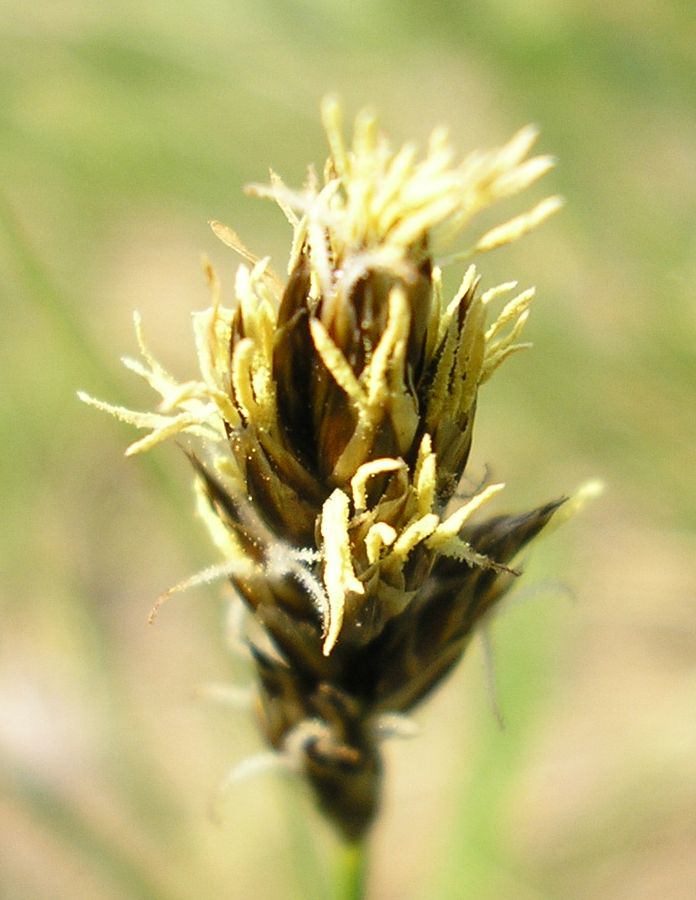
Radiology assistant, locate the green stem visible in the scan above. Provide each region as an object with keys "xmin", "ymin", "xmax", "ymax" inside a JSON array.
[{"xmin": 337, "ymin": 837, "xmax": 368, "ymax": 900}]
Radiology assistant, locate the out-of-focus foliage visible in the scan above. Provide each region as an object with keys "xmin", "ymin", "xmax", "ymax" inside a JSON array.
[{"xmin": 1, "ymin": 2, "xmax": 694, "ymax": 897}]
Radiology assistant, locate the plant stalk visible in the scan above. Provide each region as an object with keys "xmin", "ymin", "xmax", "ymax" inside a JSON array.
[{"xmin": 338, "ymin": 837, "xmax": 368, "ymax": 900}]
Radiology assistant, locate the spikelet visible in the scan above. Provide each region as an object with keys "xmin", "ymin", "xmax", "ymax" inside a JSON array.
[{"xmin": 81, "ymin": 99, "xmax": 571, "ymax": 839}]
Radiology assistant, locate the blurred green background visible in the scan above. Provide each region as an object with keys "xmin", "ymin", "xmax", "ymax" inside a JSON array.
[{"xmin": 2, "ymin": 1, "xmax": 695, "ymax": 897}]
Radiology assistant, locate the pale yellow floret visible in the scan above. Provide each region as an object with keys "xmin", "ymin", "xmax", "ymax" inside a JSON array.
[
  {"xmin": 492, "ymin": 154, "xmax": 556, "ymax": 198},
  {"xmin": 324, "ymin": 104, "xmax": 461, "ymax": 253},
  {"xmin": 426, "ymin": 535, "xmax": 497, "ymax": 570},
  {"xmin": 309, "ymin": 319, "xmax": 366, "ymax": 404},
  {"xmin": 193, "ymin": 304, "xmax": 224, "ymax": 386},
  {"xmin": 372, "ymin": 142, "xmax": 418, "ymax": 231},
  {"xmin": 391, "ymin": 513, "xmax": 439, "ymax": 560},
  {"xmin": 437, "ymin": 128, "xmax": 558, "ymax": 246},
  {"xmin": 388, "ymin": 194, "xmax": 462, "ymax": 248},
  {"xmin": 320, "ymin": 489, "xmax": 365, "ymax": 655},
  {"xmin": 79, "ymin": 299, "xmax": 239, "ymax": 453},
  {"xmin": 480, "ymin": 285, "xmax": 535, "ymax": 380},
  {"xmin": 230, "ymin": 338, "xmax": 260, "ymax": 423},
  {"xmin": 131, "ymin": 311, "xmax": 175, "ymax": 381},
  {"xmin": 480, "ymin": 280, "xmax": 519, "ymax": 311},
  {"xmin": 210, "ymin": 220, "xmax": 262, "ymax": 267},
  {"xmin": 425, "ymin": 317, "xmax": 459, "ymax": 431},
  {"xmin": 413, "ymin": 434, "xmax": 437, "ymax": 516},
  {"xmin": 257, "ymin": 101, "xmax": 560, "ymax": 301},
  {"xmin": 270, "ymin": 170, "xmax": 301, "ymax": 229},
  {"xmin": 351, "ymin": 458, "xmax": 405, "ymax": 513},
  {"xmin": 475, "ymin": 195, "xmax": 564, "ymax": 254},
  {"xmin": 134, "ymin": 312, "xmax": 200, "ymax": 406},
  {"xmin": 148, "ymin": 556, "xmax": 259, "ymax": 624},
  {"xmin": 307, "ymin": 216, "xmax": 335, "ymax": 302},
  {"xmin": 211, "ymin": 219, "xmax": 285, "ymax": 296},
  {"xmin": 191, "ymin": 308, "xmax": 240, "ymax": 428},
  {"xmin": 439, "ymin": 265, "xmax": 479, "ymax": 345},
  {"xmin": 287, "ymin": 216, "xmax": 308, "ymax": 277},
  {"xmin": 366, "ymin": 287, "xmax": 409, "ymax": 406},
  {"xmin": 321, "ymin": 96, "xmax": 349, "ymax": 177},
  {"xmin": 452, "ymin": 294, "xmax": 485, "ymax": 415},
  {"xmin": 233, "ymin": 268, "xmax": 279, "ymax": 427},
  {"xmin": 481, "ymin": 290, "xmax": 536, "ymax": 384},
  {"xmin": 234, "ymin": 263, "xmax": 275, "ymax": 343},
  {"xmin": 428, "ymin": 483, "xmax": 505, "ymax": 547},
  {"xmin": 124, "ymin": 415, "xmax": 216, "ymax": 456},
  {"xmin": 424, "ymin": 265, "xmax": 444, "ymax": 362},
  {"xmin": 345, "ymin": 443, "xmax": 502, "ymax": 590},
  {"xmin": 493, "ymin": 124, "xmax": 540, "ymax": 171},
  {"xmin": 425, "ymin": 267, "xmax": 485, "ymax": 433},
  {"xmin": 365, "ymin": 522, "xmax": 398, "ymax": 565},
  {"xmin": 77, "ymin": 392, "xmax": 221, "ymax": 456}
]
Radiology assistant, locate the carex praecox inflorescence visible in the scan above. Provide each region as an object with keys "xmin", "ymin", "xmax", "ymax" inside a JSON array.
[{"xmin": 81, "ymin": 99, "xmax": 571, "ymax": 839}]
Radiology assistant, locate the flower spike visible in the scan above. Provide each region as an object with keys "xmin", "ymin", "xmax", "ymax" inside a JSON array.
[{"xmin": 81, "ymin": 100, "xmax": 570, "ymax": 840}]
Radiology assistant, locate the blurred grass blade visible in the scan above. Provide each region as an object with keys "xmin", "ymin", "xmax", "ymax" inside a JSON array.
[{"xmin": 1, "ymin": 754, "xmax": 185, "ymax": 900}]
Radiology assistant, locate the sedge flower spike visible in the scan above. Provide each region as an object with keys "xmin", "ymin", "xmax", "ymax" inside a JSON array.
[{"xmin": 80, "ymin": 99, "xmax": 568, "ymax": 839}]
